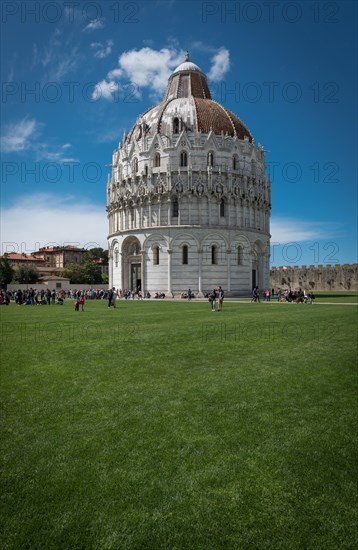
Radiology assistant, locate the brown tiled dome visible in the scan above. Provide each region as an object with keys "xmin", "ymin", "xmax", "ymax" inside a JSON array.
[{"xmin": 125, "ymin": 59, "xmax": 252, "ymax": 144}]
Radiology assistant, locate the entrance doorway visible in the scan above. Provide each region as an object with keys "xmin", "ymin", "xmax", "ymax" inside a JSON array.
[{"xmin": 131, "ymin": 263, "xmax": 142, "ymax": 291}]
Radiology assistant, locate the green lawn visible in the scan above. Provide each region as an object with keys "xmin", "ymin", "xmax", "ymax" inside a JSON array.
[
  {"xmin": 313, "ymin": 292, "xmax": 358, "ymax": 303},
  {"xmin": 1, "ymin": 300, "xmax": 357, "ymax": 549}
]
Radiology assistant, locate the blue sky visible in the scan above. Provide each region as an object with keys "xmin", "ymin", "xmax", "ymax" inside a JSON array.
[{"xmin": 1, "ymin": 0, "xmax": 357, "ymax": 267}]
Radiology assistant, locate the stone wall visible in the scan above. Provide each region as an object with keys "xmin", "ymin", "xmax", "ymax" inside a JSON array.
[{"xmin": 270, "ymin": 264, "xmax": 358, "ymax": 291}]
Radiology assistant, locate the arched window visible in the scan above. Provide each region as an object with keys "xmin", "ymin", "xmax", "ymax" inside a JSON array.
[
  {"xmin": 114, "ymin": 249, "xmax": 119, "ymax": 268},
  {"xmin": 154, "ymin": 152, "xmax": 161, "ymax": 167},
  {"xmin": 207, "ymin": 152, "xmax": 214, "ymax": 167},
  {"xmin": 182, "ymin": 245, "xmax": 188, "ymax": 265},
  {"xmin": 144, "ymin": 165, "xmax": 148, "ymax": 176},
  {"xmin": 220, "ymin": 199, "xmax": 225, "ymax": 217},
  {"xmin": 233, "ymin": 156, "xmax": 237, "ymax": 170},
  {"xmin": 154, "ymin": 246, "xmax": 160, "ymax": 265},
  {"xmin": 173, "ymin": 118, "xmax": 180, "ymax": 133},
  {"xmin": 211, "ymin": 245, "xmax": 217, "ymax": 265},
  {"xmin": 172, "ymin": 197, "xmax": 179, "ymax": 218},
  {"xmin": 180, "ymin": 151, "xmax": 187, "ymax": 167},
  {"xmin": 133, "ymin": 158, "xmax": 138, "ymax": 173},
  {"xmin": 130, "ymin": 243, "xmax": 140, "ymax": 255},
  {"xmin": 237, "ymin": 245, "xmax": 243, "ymax": 265}
]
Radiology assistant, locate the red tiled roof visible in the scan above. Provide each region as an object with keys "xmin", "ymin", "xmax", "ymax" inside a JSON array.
[
  {"xmin": 4, "ymin": 253, "xmax": 43, "ymax": 262},
  {"xmin": 38, "ymin": 246, "xmax": 85, "ymax": 252}
]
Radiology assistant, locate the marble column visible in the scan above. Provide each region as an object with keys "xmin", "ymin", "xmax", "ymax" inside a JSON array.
[
  {"xmin": 167, "ymin": 248, "xmax": 172, "ymax": 296},
  {"xmin": 198, "ymin": 247, "xmax": 203, "ymax": 297},
  {"xmin": 141, "ymin": 249, "xmax": 146, "ymax": 295},
  {"xmin": 227, "ymin": 249, "xmax": 231, "ymax": 292}
]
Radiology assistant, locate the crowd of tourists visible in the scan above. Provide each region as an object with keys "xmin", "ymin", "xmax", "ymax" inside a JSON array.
[
  {"xmin": 0, "ymin": 286, "xmax": 161, "ymax": 306},
  {"xmin": 0, "ymin": 288, "xmax": 111, "ymax": 306},
  {"xmin": 251, "ymin": 287, "xmax": 316, "ymax": 304},
  {"xmin": 1, "ymin": 285, "xmax": 316, "ymax": 308}
]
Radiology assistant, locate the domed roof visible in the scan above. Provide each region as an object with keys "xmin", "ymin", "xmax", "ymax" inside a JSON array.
[
  {"xmin": 124, "ymin": 57, "xmax": 252, "ymax": 145},
  {"xmin": 173, "ymin": 61, "xmax": 202, "ymax": 73}
]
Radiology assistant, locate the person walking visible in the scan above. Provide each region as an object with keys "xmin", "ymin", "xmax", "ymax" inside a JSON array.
[
  {"xmin": 209, "ymin": 288, "xmax": 217, "ymax": 312},
  {"xmin": 108, "ymin": 288, "xmax": 113, "ymax": 308},
  {"xmin": 217, "ymin": 286, "xmax": 224, "ymax": 311}
]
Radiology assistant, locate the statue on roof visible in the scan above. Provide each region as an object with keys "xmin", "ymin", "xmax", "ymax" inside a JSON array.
[{"xmin": 185, "ymin": 50, "xmax": 190, "ymax": 62}]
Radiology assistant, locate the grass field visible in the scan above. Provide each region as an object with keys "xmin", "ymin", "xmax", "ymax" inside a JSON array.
[
  {"xmin": 312, "ymin": 292, "xmax": 358, "ymax": 303},
  {"xmin": 1, "ymin": 299, "xmax": 357, "ymax": 549}
]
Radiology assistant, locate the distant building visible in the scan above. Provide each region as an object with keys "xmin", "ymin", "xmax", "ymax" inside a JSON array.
[
  {"xmin": 2, "ymin": 246, "xmax": 95, "ymax": 279},
  {"xmin": 32, "ymin": 245, "xmax": 87, "ymax": 268},
  {"xmin": 4, "ymin": 252, "xmax": 45, "ymax": 269}
]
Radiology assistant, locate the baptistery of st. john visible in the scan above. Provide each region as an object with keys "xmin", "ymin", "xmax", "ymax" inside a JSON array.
[{"xmin": 107, "ymin": 55, "xmax": 271, "ymax": 295}]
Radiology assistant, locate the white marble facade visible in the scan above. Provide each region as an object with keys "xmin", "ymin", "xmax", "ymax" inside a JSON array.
[{"xmin": 107, "ymin": 59, "xmax": 271, "ymax": 296}]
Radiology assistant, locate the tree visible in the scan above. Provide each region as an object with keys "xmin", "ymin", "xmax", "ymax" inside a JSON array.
[
  {"xmin": 13, "ymin": 265, "xmax": 39, "ymax": 284},
  {"xmin": 81, "ymin": 248, "xmax": 108, "ymax": 286},
  {"xmin": 61, "ymin": 261, "xmax": 102, "ymax": 285},
  {"xmin": 0, "ymin": 257, "xmax": 14, "ymax": 288},
  {"xmin": 61, "ymin": 263, "xmax": 85, "ymax": 284},
  {"xmin": 83, "ymin": 247, "xmax": 108, "ymax": 263},
  {"xmin": 82, "ymin": 262, "xmax": 103, "ymax": 285}
]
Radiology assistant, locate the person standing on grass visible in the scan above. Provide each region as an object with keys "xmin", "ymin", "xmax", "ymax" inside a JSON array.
[
  {"xmin": 79, "ymin": 293, "xmax": 85, "ymax": 311},
  {"xmin": 256, "ymin": 287, "xmax": 261, "ymax": 303},
  {"xmin": 209, "ymin": 288, "xmax": 217, "ymax": 311},
  {"xmin": 112, "ymin": 287, "xmax": 118, "ymax": 308},
  {"xmin": 46, "ymin": 289, "xmax": 51, "ymax": 305},
  {"xmin": 217, "ymin": 286, "xmax": 224, "ymax": 311},
  {"xmin": 108, "ymin": 288, "xmax": 113, "ymax": 308},
  {"xmin": 16, "ymin": 289, "xmax": 23, "ymax": 305}
]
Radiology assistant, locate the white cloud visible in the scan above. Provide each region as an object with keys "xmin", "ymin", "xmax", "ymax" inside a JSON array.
[
  {"xmin": 31, "ymin": 35, "xmax": 80, "ymax": 80},
  {"xmin": 49, "ymin": 47, "xmax": 79, "ymax": 80},
  {"xmin": 1, "ymin": 118, "xmax": 78, "ymax": 162},
  {"xmin": 93, "ymin": 47, "xmax": 185, "ymax": 100},
  {"xmin": 93, "ymin": 45, "xmax": 232, "ymax": 101},
  {"xmin": 1, "ymin": 194, "xmax": 107, "ymax": 253},
  {"xmin": 92, "ymin": 80, "xmax": 120, "ymax": 100},
  {"xmin": 1, "ymin": 118, "xmax": 39, "ymax": 153},
  {"xmin": 270, "ymin": 217, "xmax": 339, "ymax": 243},
  {"xmin": 107, "ymin": 68, "xmax": 123, "ymax": 79},
  {"xmin": 207, "ymin": 47, "xmax": 230, "ymax": 82},
  {"xmin": 82, "ymin": 18, "xmax": 105, "ymax": 32},
  {"xmin": 118, "ymin": 47, "xmax": 184, "ymax": 93},
  {"xmin": 33, "ymin": 148, "xmax": 79, "ymax": 163},
  {"xmin": 91, "ymin": 40, "xmax": 113, "ymax": 59}
]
